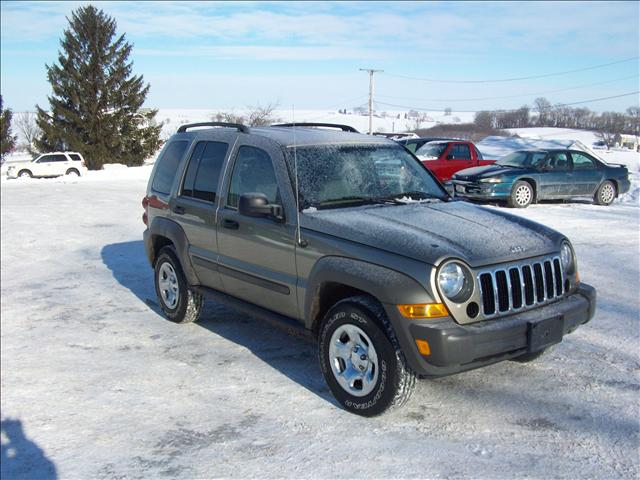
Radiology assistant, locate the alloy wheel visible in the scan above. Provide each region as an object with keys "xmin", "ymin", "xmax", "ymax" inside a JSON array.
[
  {"xmin": 328, "ymin": 324, "xmax": 379, "ymax": 397},
  {"xmin": 158, "ymin": 262, "xmax": 179, "ymax": 309}
]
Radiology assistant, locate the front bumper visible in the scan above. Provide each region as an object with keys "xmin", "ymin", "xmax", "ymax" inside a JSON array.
[
  {"xmin": 384, "ymin": 283, "xmax": 596, "ymax": 377},
  {"xmin": 452, "ymin": 180, "xmax": 511, "ymax": 200}
]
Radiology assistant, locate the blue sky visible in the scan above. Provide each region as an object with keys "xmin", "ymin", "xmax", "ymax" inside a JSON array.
[{"xmin": 1, "ymin": 1, "xmax": 638, "ymax": 113}]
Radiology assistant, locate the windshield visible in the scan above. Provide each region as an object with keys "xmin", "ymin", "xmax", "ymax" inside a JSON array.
[
  {"xmin": 286, "ymin": 144, "xmax": 447, "ymax": 209},
  {"xmin": 415, "ymin": 142, "xmax": 448, "ymax": 159},
  {"xmin": 497, "ymin": 151, "xmax": 547, "ymax": 168}
]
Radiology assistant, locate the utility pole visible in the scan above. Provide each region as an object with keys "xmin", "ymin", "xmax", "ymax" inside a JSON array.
[{"xmin": 360, "ymin": 68, "xmax": 383, "ymax": 134}]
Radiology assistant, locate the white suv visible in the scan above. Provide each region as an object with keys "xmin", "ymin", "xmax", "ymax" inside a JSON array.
[{"xmin": 6, "ymin": 152, "xmax": 88, "ymax": 179}]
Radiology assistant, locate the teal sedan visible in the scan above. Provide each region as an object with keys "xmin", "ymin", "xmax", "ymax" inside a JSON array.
[{"xmin": 452, "ymin": 149, "xmax": 631, "ymax": 208}]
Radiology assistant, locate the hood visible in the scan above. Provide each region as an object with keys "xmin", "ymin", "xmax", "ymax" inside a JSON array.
[
  {"xmin": 301, "ymin": 201, "xmax": 562, "ymax": 267},
  {"xmin": 454, "ymin": 164, "xmax": 530, "ymax": 179}
]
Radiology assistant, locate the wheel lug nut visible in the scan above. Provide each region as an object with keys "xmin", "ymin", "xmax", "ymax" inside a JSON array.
[
  {"xmin": 359, "ymin": 365, "xmax": 365, "ymax": 371},
  {"xmin": 360, "ymin": 354, "xmax": 367, "ymax": 361}
]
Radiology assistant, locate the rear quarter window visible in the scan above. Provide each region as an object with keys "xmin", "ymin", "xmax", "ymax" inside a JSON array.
[{"xmin": 152, "ymin": 141, "xmax": 190, "ymax": 195}]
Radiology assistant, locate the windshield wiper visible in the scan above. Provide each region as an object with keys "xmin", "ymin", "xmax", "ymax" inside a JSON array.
[
  {"xmin": 392, "ymin": 191, "xmax": 442, "ymax": 200},
  {"xmin": 317, "ymin": 195, "xmax": 406, "ymax": 208}
]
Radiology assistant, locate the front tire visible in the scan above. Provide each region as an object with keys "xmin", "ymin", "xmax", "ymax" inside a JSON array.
[
  {"xmin": 594, "ymin": 180, "xmax": 616, "ymax": 206},
  {"xmin": 154, "ymin": 246, "xmax": 204, "ymax": 323},
  {"xmin": 318, "ymin": 296, "xmax": 416, "ymax": 416},
  {"xmin": 507, "ymin": 181, "xmax": 533, "ymax": 208},
  {"xmin": 18, "ymin": 169, "xmax": 32, "ymax": 178}
]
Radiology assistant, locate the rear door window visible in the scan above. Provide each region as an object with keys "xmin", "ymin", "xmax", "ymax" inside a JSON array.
[
  {"xmin": 69, "ymin": 154, "xmax": 82, "ymax": 161},
  {"xmin": 450, "ymin": 144, "xmax": 471, "ymax": 160},
  {"xmin": 152, "ymin": 141, "xmax": 189, "ymax": 195},
  {"xmin": 181, "ymin": 141, "xmax": 228, "ymax": 202},
  {"xmin": 571, "ymin": 152, "xmax": 597, "ymax": 170}
]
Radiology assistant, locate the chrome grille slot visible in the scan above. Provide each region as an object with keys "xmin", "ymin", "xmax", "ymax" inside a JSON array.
[
  {"xmin": 495, "ymin": 271, "xmax": 509, "ymax": 312},
  {"xmin": 553, "ymin": 258, "xmax": 563, "ymax": 295},
  {"xmin": 509, "ymin": 268, "xmax": 523, "ymax": 308},
  {"xmin": 480, "ymin": 273, "xmax": 495, "ymax": 315},
  {"xmin": 533, "ymin": 263, "xmax": 544, "ymax": 302},
  {"xmin": 544, "ymin": 260, "xmax": 554, "ymax": 299},
  {"xmin": 522, "ymin": 265, "xmax": 534, "ymax": 305},
  {"xmin": 477, "ymin": 256, "xmax": 564, "ymax": 319}
]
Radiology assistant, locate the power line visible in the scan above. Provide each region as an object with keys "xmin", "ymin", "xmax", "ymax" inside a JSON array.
[
  {"xmin": 376, "ymin": 74, "xmax": 639, "ymax": 103},
  {"xmin": 374, "ymin": 90, "xmax": 640, "ymax": 114},
  {"xmin": 382, "ymin": 57, "xmax": 639, "ymax": 84}
]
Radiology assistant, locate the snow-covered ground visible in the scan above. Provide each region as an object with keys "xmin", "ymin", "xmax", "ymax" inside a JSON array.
[{"xmin": 1, "ymin": 132, "xmax": 639, "ymax": 478}]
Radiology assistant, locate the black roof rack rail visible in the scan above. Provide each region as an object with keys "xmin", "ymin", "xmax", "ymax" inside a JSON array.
[
  {"xmin": 177, "ymin": 122, "xmax": 249, "ymax": 134},
  {"xmin": 272, "ymin": 122, "xmax": 359, "ymax": 133}
]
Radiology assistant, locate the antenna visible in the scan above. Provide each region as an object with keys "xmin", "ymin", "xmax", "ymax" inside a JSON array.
[{"xmin": 292, "ymin": 105, "xmax": 306, "ymax": 248}]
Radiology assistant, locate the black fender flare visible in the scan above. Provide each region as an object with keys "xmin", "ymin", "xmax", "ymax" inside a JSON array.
[
  {"xmin": 304, "ymin": 256, "xmax": 435, "ymax": 331},
  {"xmin": 146, "ymin": 216, "xmax": 199, "ymax": 285}
]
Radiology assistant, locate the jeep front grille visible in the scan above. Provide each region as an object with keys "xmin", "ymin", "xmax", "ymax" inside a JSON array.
[{"xmin": 478, "ymin": 256, "xmax": 565, "ymax": 317}]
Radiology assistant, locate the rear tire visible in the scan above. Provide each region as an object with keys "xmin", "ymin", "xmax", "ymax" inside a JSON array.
[
  {"xmin": 65, "ymin": 168, "xmax": 80, "ymax": 176},
  {"xmin": 318, "ymin": 296, "xmax": 416, "ymax": 416},
  {"xmin": 18, "ymin": 169, "xmax": 32, "ymax": 178},
  {"xmin": 507, "ymin": 181, "xmax": 533, "ymax": 208},
  {"xmin": 154, "ymin": 246, "xmax": 204, "ymax": 323},
  {"xmin": 594, "ymin": 180, "xmax": 616, "ymax": 206}
]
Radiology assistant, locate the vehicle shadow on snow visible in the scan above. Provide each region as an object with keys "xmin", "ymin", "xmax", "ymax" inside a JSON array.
[
  {"xmin": 197, "ymin": 303, "xmax": 336, "ymax": 406},
  {"xmin": 1, "ymin": 418, "xmax": 57, "ymax": 479},
  {"xmin": 101, "ymin": 240, "xmax": 337, "ymax": 407},
  {"xmin": 101, "ymin": 240, "xmax": 156, "ymax": 308}
]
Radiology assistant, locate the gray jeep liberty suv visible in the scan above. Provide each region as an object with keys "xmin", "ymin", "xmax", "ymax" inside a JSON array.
[{"xmin": 142, "ymin": 122, "xmax": 596, "ymax": 416}]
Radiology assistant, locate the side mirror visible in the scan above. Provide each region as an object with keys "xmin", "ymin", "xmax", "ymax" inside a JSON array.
[
  {"xmin": 239, "ymin": 193, "xmax": 284, "ymax": 222},
  {"xmin": 446, "ymin": 154, "xmax": 454, "ymax": 160}
]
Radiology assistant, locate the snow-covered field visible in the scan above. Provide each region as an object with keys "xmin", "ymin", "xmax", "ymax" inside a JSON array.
[
  {"xmin": 155, "ymin": 108, "xmax": 476, "ymax": 139},
  {"xmin": 1, "ymin": 130, "xmax": 639, "ymax": 479}
]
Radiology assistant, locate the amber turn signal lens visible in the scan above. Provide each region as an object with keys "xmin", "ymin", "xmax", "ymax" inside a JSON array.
[
  {"xmin": 397, "ymin": 303, "xmax": 449, "ymax": 318},
  {"xmin": 415, "ymin": 339, "xmax": 431, "ymax": 356}
]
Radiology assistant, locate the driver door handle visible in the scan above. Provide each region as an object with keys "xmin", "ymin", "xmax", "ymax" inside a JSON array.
[
  {"xmin": 222, "ymin": 219, "xmax": 239, "ymax": 230},
  {"xmin": 172, "ymin": 205, "xmax": 185, "ymax": 215}
]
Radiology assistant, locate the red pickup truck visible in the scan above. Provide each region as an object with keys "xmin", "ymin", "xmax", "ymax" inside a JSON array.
[{"xmin": 413, "ymin": 140, "xmax": 495, "ymax": 182}]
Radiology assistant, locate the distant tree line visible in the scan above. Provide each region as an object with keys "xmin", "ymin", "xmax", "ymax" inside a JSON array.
[
  {"xmin": 211, "ymin": 103, "xmax": 282, "ymax": 126},
  {"xmin": 474, "ymin": 97, "xmax": 640, "ymax": 145}
]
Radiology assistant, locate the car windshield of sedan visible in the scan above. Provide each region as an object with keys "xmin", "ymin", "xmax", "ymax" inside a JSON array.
[
  {"xmin": 497, "ymin": 151, "xmax": 547, "ymax": 168},
  {"xmin": 415, "ymin": 142, "xmax": 448, "ymax": 159},
  {"xmin": 286, "ymin": 144, "xmax": 447, "ymax": 210}
]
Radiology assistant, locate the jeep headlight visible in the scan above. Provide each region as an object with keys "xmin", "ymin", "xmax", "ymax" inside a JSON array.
[
  {"xmin": 438, "ymin": 261, "xmax": 473, "ymax": 302},
  {"xmin": 479, "ymin": 177, "xmax": 502, "ymax": 183},
  {"xmin": 560, "ymin": 242, "xmax": 575, "ymax": 274}
]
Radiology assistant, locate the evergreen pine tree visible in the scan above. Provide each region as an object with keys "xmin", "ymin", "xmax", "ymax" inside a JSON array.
[
  {"xmin": 1, "ymin": 95, "xmax": 17, "ymax": 159},
  {"xmin": 35, "ymin": 5, "xmax": 162, "ymax": 169}
]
